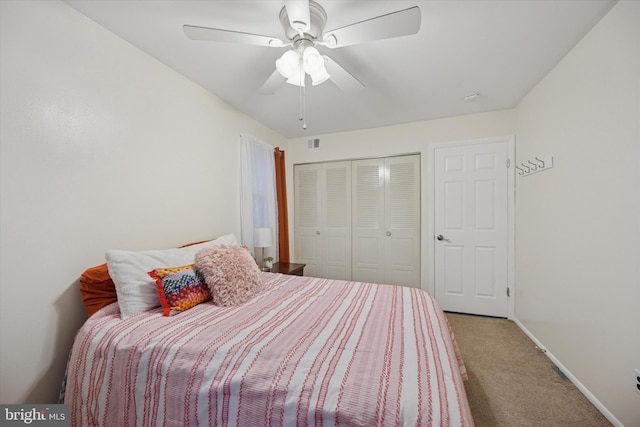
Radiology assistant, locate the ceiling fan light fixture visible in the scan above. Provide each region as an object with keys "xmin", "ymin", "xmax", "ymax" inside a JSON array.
[
  {"xmin": 310, "ymin": 68, "xmax": 330, "ymax": 86},
  {"xmin": 276, "ymin": 45, "xmax": 330, "ymax": 87},
  {"xmin": 302, "ymin": 46, "xmax": 330, "ymax": 85},
  {"xmin": 302, "ymin": 46, "xmax": 322, "ymax": 72},
  {"xmin": 275, "ymin": 50, "xmax": 300, "ymax": 79},
  {"xmin": 310, "ymin": 58, "xmax": 330, "ymax": 85}
]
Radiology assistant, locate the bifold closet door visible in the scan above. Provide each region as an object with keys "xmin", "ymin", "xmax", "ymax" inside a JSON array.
[
  {"xmin": 384, "ymin": 155, "xmax": 420, "ymax": 288},
  {"xmin": 322, "ymin": 162, "xmax": 352, "ymax": 280},
  {"xmin": 294, "ymin": 164, "xmax": 321, "ymax": 277},
  {"xmin": 352, "ymin": 155, "xmax": 420, "ymax": 288},
  {"xmin": 351, "ymin": 158, "xmax": 386, "ymax": 284},
  {"xmin": 294, "ymin": 162, "xmax": 351, "ymax": 280}
]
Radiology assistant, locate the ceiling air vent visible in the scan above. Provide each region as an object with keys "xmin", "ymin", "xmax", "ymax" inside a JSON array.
[{"xmin": 307, "ymin": 138, "xmax": 320, "ymax": 150}]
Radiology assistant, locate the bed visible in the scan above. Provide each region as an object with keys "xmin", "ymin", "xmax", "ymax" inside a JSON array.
[{"xmin": 65, "ymin": 237, "xmax": 473, "ymax": 426}]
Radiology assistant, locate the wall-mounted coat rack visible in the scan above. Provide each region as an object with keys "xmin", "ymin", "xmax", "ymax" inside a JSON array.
[{"xmin": 516, "ymin": 156, "xmax": 553, "ymax": 177}]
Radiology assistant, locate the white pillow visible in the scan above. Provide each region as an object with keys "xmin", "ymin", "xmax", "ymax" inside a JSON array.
[{"xmin": 106, "ymin": 234, "xmax": 238, "ymax": 319}]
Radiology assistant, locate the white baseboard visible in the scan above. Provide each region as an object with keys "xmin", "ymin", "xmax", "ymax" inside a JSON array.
[{"xmin": 512, "ymin": 318, "xmax": 623, "ymax": 427}]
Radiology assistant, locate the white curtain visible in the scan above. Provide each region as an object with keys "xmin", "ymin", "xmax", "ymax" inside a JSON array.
[{"xmin": 240, "ymin": 134, "xmax": 278, "ymax": 261}]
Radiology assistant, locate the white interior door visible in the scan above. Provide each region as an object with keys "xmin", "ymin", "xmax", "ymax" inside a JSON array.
[
  {"xmin": 385, "ymin": 155, "xmax": 421, "ymax": 288},
  {"xmin": 434, "ymin": 140, "xmax": 510, "ymax": 317}
]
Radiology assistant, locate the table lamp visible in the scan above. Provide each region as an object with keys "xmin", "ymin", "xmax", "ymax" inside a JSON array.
[{"xmin": 254, "ymin": 227, "xmax": 272, "ymax": 272}]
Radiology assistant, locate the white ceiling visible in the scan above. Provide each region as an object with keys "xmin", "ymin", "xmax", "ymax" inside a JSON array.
[{"xmin": 62, "ymin": 0, "xmax": 616, "ymax": 138}]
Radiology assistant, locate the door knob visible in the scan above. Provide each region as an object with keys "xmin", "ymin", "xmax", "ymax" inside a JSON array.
[
  {"xmin": 437, "ymin": 234, "xmax": 451, "ymax": 242},
  {"xmin": 316, "ymin": 231, "xmax": 320, "ymax": 235},
  {"xmin": 386, "ymin": 231, "xmax": 392, "ymax": 236}
]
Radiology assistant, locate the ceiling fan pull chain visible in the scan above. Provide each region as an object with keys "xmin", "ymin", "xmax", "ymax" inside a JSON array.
[
  {"xmin": 302, "ymin": 84, "xmax": 307, "ymax": 130},
  {"xmin": 298, "ymin": 79, "xmax": 303, "ymax": 121},
  {"xmin": 298, "ymin": 80, "xmax": 303, "ymax": 122},
  {"xmin": 297, "ymin": 65, "xmax": 307, "ymax": 130}
]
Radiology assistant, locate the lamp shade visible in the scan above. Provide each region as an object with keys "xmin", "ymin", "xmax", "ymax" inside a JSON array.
[
  {"xmin": 276, "ymin": 50, "xmax": 300, "ymax": 79},
  {"xmin": 302, "ymin": 46, "xmax": 323, "ymax": 73},
  {"xmin": 310, "ymin": 64, "xmax": 330, "ymax": 85},
  {"xmin": 254, "ymin": 228, "xmax": 272, "ymax": 248}
]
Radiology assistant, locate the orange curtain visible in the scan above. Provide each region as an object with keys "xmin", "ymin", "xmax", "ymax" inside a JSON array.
[{"xmin": 274, "ymin": 147, "xmax": 290, "ymax": 262}]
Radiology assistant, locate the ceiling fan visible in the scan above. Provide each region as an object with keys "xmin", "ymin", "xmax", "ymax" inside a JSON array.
[{"xmin": 183, "ymin": 0, "xmax": 421, "ymax": 95}]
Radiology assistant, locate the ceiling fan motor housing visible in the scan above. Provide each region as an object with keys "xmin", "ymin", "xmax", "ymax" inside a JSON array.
[{"xmin": 279, "ymin": 0, "xmax": 327, "ymax": 41}]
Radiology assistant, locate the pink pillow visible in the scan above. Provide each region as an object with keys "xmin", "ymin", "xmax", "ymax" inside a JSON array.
[{"xmin": 195, "ymin": 245, "xmax": 263, "ymax": 307}]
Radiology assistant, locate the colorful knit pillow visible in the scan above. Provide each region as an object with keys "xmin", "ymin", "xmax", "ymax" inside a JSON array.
[{"xmin": 148, "ymin": 264, "xmax": 212, "ymax": 316}]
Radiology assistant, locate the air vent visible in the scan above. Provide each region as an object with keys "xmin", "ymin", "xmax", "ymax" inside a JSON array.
[{"xmin": 307, "ymin": 138, "xmax": 320, "ymax": 150}]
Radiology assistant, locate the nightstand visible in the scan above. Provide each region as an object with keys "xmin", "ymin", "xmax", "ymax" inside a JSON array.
[{"xmin": 270, "ymin": 262, "xmax": 305, "ymax": 276}]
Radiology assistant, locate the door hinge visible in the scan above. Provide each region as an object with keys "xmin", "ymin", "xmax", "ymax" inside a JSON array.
[
  {"xmin": 507, "ymin": 158, "xmax": 511, "ymax": 168},
  {"xmin": 507, "ymin": 287, "xmax": 510, "ymax": 297}
]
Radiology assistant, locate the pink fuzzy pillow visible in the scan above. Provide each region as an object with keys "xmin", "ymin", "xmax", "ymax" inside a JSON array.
[{"xmin": 195, "ymin": 245, "xmax": 263, "ymax": 307}]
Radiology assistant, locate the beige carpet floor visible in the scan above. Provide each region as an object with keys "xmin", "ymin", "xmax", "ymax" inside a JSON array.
[{"xmin": 446, "ymin": 312, "xmax": 612, "ymax": 427}]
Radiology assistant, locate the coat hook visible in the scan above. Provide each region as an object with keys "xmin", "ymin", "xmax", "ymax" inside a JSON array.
[{"xmin": 517, "ymin": 156, "xmax": 553, "ymax": 177}]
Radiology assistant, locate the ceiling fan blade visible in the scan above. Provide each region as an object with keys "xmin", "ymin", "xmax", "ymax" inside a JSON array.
[
  {"xmin": 183, "ymin": 25, "xmax": 284, "ymax": 47},
  {"xmin": 324, "ymin": 56, "xmax": 364, "ymax": 94},
  {"xmin": 284, "ymin": 0, "xmax": 311, "ymax": 33},
  {"xmin": 259, "ymin": 70, "xmax": 286, "ymax": 94},
  {"xmin": 323, "ymin": 6, "xmax": 421, "ymax": 48}
]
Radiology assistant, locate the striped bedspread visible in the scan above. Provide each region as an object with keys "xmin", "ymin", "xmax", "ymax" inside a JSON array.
[{"xmin": 65, "ymin": 273, "xmax": 473, "ymax": 426}]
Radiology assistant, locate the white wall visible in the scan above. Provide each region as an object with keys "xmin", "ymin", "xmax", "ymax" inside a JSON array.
[
  {"xmin": 286, "ymin": 110, "xmax": 516, "ymax": 293},
  {"xmin": 0, "ymin": 0, "xmax": 285, "ymax": 404},
  {"xmin": 514, "ymin": 1, "xmax": 640, "ymax": 425}
]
